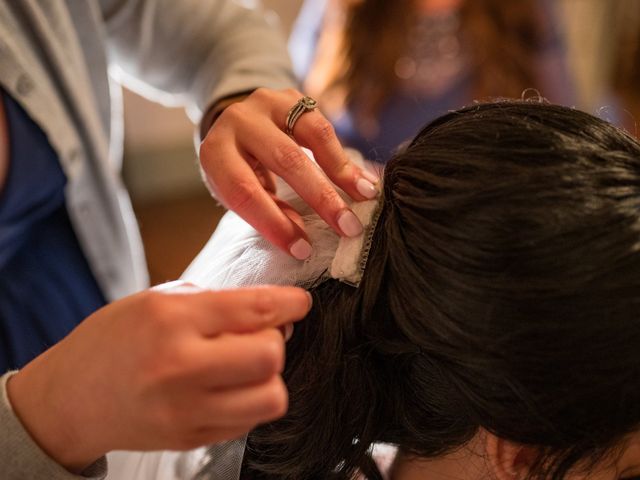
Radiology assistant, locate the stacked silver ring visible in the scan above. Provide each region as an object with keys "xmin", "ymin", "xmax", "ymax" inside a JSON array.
[{"xmin": 285, "ymin": 96, "xmax": 318, "ymax": 136}]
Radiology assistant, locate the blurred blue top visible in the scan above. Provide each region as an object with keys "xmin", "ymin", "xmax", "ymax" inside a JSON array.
[{"xmin": 0, "ymin": 91, "xmax": 105, "ymax": 372}]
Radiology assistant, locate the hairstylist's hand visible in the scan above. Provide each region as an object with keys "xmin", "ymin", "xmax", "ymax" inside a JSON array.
[
  {"xmin": 200, "ymin": 88, "xmax": 380, "ymax": 260},
  {"xmin": 6, "ymin": 284, "xmax": 310, "ymax": 473}
]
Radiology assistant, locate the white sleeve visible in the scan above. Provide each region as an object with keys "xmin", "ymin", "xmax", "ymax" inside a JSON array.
[
  {"xmin": 99, "ymin": 0, "xmax": 296, "ymax": 123},
  {"xmin": 0, "ymin": 372, "xmax": 107, "ymax": 480}
]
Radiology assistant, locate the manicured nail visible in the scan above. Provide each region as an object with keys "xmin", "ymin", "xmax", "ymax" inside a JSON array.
[
  {"xmin": 361, "ymin": 169, "xmax": 380, "ymax": 184},
  {"xmin": 306, "ymin": 291, "xmax": 313, "ymax": 310},
  {"xmin": 337, "ymin": 209, "xmax": 364, "ymax": 237},
  {"xmin": 278, "ymin": 323, "xmax": 294, "ymax": 341},
  {"xmin": 356, "ymin": 177, "xmax": 378, "ymax": 199},
  {"xmin": 289, "ymin": 238, "xmax": 313, "ymax": 260},
  {"xmin": 283, "ymin": 323, "xmax": 294, "ymax": 342}
]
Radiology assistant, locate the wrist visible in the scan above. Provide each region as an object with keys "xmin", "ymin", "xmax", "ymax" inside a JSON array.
[
  {"xmin": 6, "ymin": 349, "xmax": 106, "ymax": 473},
  {"xmin": 200, "ymin": 91, "xmax": 253, "ymax": 140}
]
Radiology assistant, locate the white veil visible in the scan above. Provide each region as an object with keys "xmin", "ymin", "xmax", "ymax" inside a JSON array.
[{"xmin": 182, "ymin": 182, "xmax": 340, "ymax": 290}]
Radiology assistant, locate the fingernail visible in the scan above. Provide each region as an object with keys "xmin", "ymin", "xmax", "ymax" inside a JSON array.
[
  {"xmin": 306, "ymin": 291, "xmax": 313, "ymax": 310},
  {"xmin": 356, "ymin": 177, "xmax": 378, "ymax": 199},
  {"xmin": 278, "ymin": 323, "xmax": 294, "ymax": 342},
  {"xmin": 283, "ymin": 323, "xmax": 294, "ymax": 342},
  {"xmin": 337, "ymin": 209, "xmax": 363, "ymax": 237},
  {"xmin": 361, "ymin": 169, "xmax": 380, "ymax": 184},
  {"xmin": 289, "ymin": 238, "xmax": 313, "ymax": 260}
]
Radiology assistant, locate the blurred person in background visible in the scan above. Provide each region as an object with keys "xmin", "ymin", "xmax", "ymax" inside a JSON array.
[{"xmin": 290, "ymin": 0, "xmax": 576, "ymax": 161}]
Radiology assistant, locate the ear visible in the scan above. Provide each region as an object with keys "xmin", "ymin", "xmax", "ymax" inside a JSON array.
[{"xmin": 485, "ymin": 431, "xmax": 539, "ymax": 480}]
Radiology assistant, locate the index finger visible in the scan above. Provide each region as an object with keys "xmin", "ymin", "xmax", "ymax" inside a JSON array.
[
  {"xmin": 239, "ymin": 123, "xmax": 367, "ymax": 240},
  {"xmin": 275, "ymin": 89, "xmax": 380, "ymax": 202},
  {"xmin": 192, "ymin": 286, "xmax": 312, "ymax": 337},
  {"xmin": 204, "ymin": 144, "xmax": 312, "ymax": 259}
]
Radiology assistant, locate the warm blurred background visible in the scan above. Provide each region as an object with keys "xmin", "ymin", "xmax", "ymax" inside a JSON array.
[{"xmin": 123, "ymin": 0, "xmax": 640, "ymax": 285}]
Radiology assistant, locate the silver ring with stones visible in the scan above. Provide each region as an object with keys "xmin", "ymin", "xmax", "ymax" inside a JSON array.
[{"xmin": 285, "ymin": 96, "xmax": 318, "ymax": 137}]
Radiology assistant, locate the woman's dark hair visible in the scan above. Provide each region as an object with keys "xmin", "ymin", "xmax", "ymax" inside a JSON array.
[{"xmin": 243, "ymin": 102, "xmax": 640, "ymax": 479}]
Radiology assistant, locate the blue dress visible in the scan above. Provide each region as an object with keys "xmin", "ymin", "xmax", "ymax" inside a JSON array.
[{"xmin": 0, "ymin": 91, "xmax": 106, "ymax": 372}]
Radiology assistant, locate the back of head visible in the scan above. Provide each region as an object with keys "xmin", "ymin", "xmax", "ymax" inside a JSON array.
[{"xmin": 244, "ymin": 102, "xmax": 640, "ymax": 479}]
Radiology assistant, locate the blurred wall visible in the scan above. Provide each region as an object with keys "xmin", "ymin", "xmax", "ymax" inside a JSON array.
[{"xmin": 558, "ymin": 0, "xmax": 616, "ymax": 111}]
